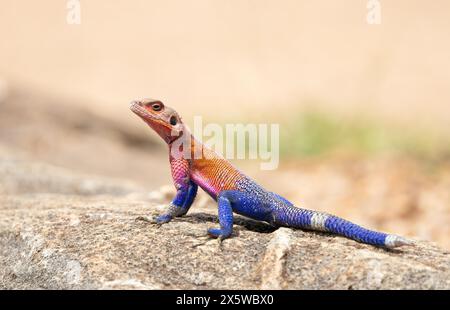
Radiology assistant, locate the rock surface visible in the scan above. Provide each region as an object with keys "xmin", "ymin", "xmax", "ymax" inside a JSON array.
[{"xmin": 0, "ymin": 157, "xmax": 449, "ymax": 290}]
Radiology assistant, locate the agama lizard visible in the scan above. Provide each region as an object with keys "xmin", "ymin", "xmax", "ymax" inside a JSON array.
[{"xmin": 130, "ymin": 99, "xmax": 412, "ymax": 248}]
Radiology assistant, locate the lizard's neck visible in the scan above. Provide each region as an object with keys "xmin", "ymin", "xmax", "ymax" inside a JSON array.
[
  {"xmin": 168, "ymin": 128, "xmax": 220, "ymax": 163},
  {"xmin": 168, "ymin": 127, "xmax": 198, "ymax": 160}
]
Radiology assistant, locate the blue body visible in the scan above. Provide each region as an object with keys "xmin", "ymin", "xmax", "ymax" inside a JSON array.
[{"xmin": 156, "ymin": 175, "xmax": 390, "ymax": 247}]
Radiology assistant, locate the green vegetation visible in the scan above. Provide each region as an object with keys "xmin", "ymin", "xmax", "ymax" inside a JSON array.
[{"xmin": 280, "ymin": 110, "xmax": 450, "ymax": 161}]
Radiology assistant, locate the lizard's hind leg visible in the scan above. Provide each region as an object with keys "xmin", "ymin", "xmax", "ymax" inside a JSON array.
[
  {"xmin": 207, "ymin": 192, "xmax": 234, "ymax": 240},
  {"xmin": 207, "ymin": 190, "xmax": 272, "ymax": 240}
]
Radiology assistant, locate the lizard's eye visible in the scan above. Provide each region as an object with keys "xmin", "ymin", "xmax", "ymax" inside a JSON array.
[
  {"xmin": 170, "ymin": 115, "xmax": 178, "ymax": 126},
  {"xmin": 151, "ymin": 103, "xmax": 162, "ymax": 111}
]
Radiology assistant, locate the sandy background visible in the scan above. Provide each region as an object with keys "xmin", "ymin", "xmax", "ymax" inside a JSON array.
[{"xmin": 1, "ymin": 1, "xmax": 450, "ymax": 126}]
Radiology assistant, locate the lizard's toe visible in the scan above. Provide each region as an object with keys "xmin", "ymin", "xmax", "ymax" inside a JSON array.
[
  {"xmin": 135, "ymin": 216, "xmax": 152, "ymax": 222},
  {"xmin": 136, "ymin": 214, "xmax": 172, "ymax": 227},
  {"xmin": 155, "ymin": 214, "xmax": 172, "ymax": 224},
  {"xmin": 216, "ymin": 237, "xmax": 224, "ymax": 250},
  {"xmin": 207, "ymin": 228, "xmax": 232, "ymax": 240},
  {"xmin": 207, "ymin": 228, "xmax": 222, "ymax": 238}
]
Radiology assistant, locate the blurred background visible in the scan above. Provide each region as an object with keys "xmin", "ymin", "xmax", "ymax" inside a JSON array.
[{"xmin": 0, "ymin": 0, "xmax": 449, "ymax": 249}]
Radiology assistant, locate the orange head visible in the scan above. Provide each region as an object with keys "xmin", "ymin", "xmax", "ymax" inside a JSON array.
[{"xmin": 130, "ymin": 99, "xmax": 184, "ymax": 144}]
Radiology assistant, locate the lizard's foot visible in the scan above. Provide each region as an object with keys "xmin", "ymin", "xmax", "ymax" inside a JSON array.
[
  {"xmin": 135, "ymin": 214, "xmax": 172, "ymax": 227},
  {"xmin": 207, "ymin": 228, "xmax": 231, "ymax": 240},
  {"xmin": 147, "ymin": 214, "xmax": 173, "ymax": 228},
  {"xmin": 155, "ymin": 214, "xmax": 173, "ymax": 224},
  {"xmin": 206, "ymin": 228, "xmax": 226, "ymax": 251}
]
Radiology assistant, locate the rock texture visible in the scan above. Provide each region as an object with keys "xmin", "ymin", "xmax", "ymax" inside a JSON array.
[{"xmin": 0, "ymin": 157, "xmax": 449, "ymax": 290}]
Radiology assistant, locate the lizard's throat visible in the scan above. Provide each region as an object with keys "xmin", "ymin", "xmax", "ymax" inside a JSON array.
[{"xmin": 167, "ymin": 130, "xmax": 183, "ymax": 144}]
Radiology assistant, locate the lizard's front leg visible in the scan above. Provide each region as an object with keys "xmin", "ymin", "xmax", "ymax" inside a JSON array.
[
  {"xmin": 154, "ymin": 181, "xmax": 197, "ymax": 224},
  {"xmin": 138, "ymin": 156, "xmax": 197, "ymax": 225},
  {"xmin": 152, "ymin": 156, "xmax": 195, "ymax": 225}
]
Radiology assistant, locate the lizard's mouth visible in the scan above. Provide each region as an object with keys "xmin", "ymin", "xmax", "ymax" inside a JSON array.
[
  {"xmin": 130, "ymin": 101, "xmax": 154, "ymax": 119},
  {"xmin": 129, "ymin": 100, "xmax": 181, "ymax": 143},
  {"xmin": 130, "ymin": 101, "xmax": 166, "ymax": 125}
]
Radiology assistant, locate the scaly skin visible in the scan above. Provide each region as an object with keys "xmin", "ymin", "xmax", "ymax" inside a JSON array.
[{"xmin": 130, "ymin": 99, "xmax": 412, "ymax": 248}]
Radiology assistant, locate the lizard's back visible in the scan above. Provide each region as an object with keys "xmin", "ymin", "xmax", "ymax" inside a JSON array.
[{"xmin": 190, "ymin": 145, "xmax": 247, "ymax": 200}]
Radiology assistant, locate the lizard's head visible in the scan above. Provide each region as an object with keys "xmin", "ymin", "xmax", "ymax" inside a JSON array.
[{"xmin": 130, "ymin": 99, "xmax": 184, "ymax": 144}]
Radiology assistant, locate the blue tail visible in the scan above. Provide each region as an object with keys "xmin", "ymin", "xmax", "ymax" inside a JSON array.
[{"xmin": 273, "ymin": 206, "xmax": 412, "ymax": 248}]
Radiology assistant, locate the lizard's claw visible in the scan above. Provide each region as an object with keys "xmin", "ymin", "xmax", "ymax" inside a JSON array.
[
  {"xmin": 135, "ymin": 215, "xmax": 152, "ymax": 222},
  {"xmin": 216, "ymin": 237, "xmax": 224, "ymax": 251},
  {"xmin": 206, "ymin": 227, "xmax": 221, "ymax": 238},
  {"xmin": 155, "ymin": 214, "xmax": 172, "ymax": 225},
  {"xmin": 206, "ymin": 228, "xmax": 227, "ymax": 250},
  {"xmin": 135, "ymin": 214, "xmax": 171, "ymax": 228}
]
